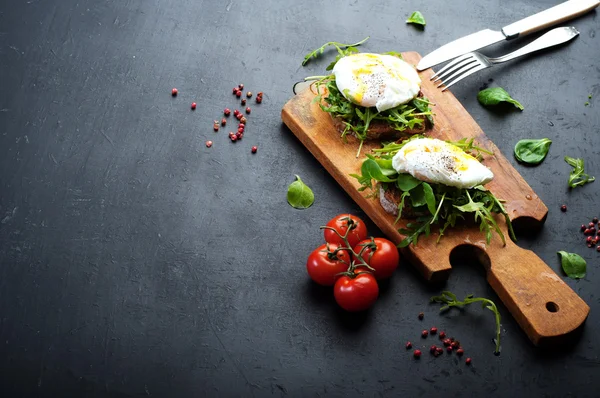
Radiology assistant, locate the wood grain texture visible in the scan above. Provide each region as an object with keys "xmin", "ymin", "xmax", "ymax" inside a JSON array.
[{"xmin": 281, "ymin": 52, "xmax": 589, "ymax": 346}]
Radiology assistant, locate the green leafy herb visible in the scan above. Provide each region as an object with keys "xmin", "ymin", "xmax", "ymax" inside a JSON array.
[
  {"xmin": 302, "ymin": 37, "xmax": 370, "ymax": 67},
  {"xmin": 564, "ymin": 156, "xmax": 595, "ymax": 188},
  {"xmin": 514, "ymin": 138, "xmax": 552, "ymax": 165},
  {"xmin": 557, "ymin": 251, "xmax": 586, "ymax": 279},
  {"xmin": 431, "ymin": 291, "xmax": 502, "ymax": 354},
  {"xmin": 287, "ymin": 175, "xmax": 315, "ymax": 209},
  {"xmin": 584, "ymin": 101, "xmax": 590, "ymax": 106},
  {"xmin": 406, "ymin": 11, "xmax": 426, "ymax": 26},
  {"xmin": 477, "ymin": 87, "xmax": 524, "ymax": 111},
  {"xmin": 352, "ymin": 138, "xmax": 514, "ymax": 247}
]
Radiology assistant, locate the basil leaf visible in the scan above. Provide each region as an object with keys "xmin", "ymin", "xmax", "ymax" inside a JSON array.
[
  {"xmin": 557, "ymin": 251, "xmax": 586, "ymax": 279},
  {"xmin": 287, "ymin": 175, "xmax": 315, "ymax": 209},
  {"xmin": 422, "ymin": 182, "xmax": 436, "ymax": 215},
  {"xmin": 477, "ymin": 87, "xmax": 524, "ymax": 111},
  {"xmin": 564, "ymin": 156, "xmax": 595, "ymax": 188},
  {"xmin": 361, "ymin": 158, "xmax": 394, "ymax": 183},
  {"xmin": 396, "ymin": 173, "xmax": 422, "ymax": 191},
  {"xmin": 406, "ymin": 11, "xmax": 426, "ymax": 26},
  {"xmin": 514, "ymin": 138, "xmax": 552, "ymax": 165}
]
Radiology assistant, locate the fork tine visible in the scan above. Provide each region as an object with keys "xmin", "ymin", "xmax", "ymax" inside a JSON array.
[
  {"xmin": 436, "ymin": 61, "xmax": 480, "ymax": 88},
  {"xmin": 441, "ymin": 64, "xmax": 487, "ymax": 91},
  {"xmin": 429, "ymin": 53, "xmax": 474, "ymax": 81},
  {"xmin": 432, "ymin": 57, "xmax": 478, "ymax": 84}
]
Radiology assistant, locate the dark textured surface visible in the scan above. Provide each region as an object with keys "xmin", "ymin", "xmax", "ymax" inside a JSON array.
[{"xmin": 1, "ymin": 0, "xmax": 599, "ymax": 396}]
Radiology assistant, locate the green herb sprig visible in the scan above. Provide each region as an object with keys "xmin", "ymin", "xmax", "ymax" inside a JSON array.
[
  {"xmin": 431, "ymin": 291, "xmax": 502, "ymax": 354},
  {"xmin": 565, "ymin": 156, "xmax": 595, "ymax": 188},
  {"xmin": 302, "ymin": 37, "xmax": 370, "ymax": 68},
  {"xmin": 351, "ymin": 138, "xmax": 514, "ymax": 246}
]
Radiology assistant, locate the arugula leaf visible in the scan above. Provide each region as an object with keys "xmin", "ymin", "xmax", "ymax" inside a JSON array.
[
  {"xmin": 383, "ymin": 51, "xmax": 403, "ymax": 59},
  {"xmin": 287, "ymin": 175, "xmax": 315, "ymax": 209},
  {"xmin": 422, "ymin": 182, "xmax": 436, "ymax": 215},
  {"xmin": 565, "ymin": 156, "xmax": 595, "ymax": 188},
  {"xmin": 514, "ymin": 138, "xmax": 552, "ymax": 165},
  {"xmin": 302, "ymin": 37, "xmax": 369, "ymax": 66},
  {"xmin": 557, "ymin": 251, "xmax": 586, "ymax": 279},
  {"xmin": 477, "ymin": 87, "xmax": 524, "ymax": 110},
  {"xmin": 406, "ymin": 11, "xmax": 426, "ymax": 26},
  {"xmin": 431, "ymin": 291, "xmax": 502, "ymax": 354},
  {"xmin": 361, "ymin": 158, "xmax": 395, "ymax": 183}
]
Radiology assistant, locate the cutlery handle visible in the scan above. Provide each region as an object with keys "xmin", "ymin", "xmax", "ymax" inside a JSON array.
[
  {"xmin": 491, "ymin": 26, "xmax": 579, "ymax": 63},
  {"xmin": 502, "ymin": 0, "xmax": 599, "ymax": 39}
]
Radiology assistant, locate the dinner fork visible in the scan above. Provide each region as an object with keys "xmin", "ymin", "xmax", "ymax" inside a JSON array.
[{"xmin": 431, "ymin": 26, "xmax": 579, "ymax": 91}]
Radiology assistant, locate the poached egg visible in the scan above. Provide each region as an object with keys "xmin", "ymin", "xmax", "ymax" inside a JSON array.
[
  {"xmin": 391, "ymin": 138, "xmax": 494, "ymax": 189},
  {"xmin": 332, "ymin": 53, "xmax": 421, "ymax": 112}
]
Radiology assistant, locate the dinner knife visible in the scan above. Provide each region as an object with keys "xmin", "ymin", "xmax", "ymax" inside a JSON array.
[{"xmin": 417, "ymin": 0, "xmax": 599, "ymax": 71}]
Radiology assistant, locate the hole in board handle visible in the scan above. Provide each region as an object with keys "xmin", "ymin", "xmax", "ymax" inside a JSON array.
[{"xmin": 546, "ymin": 301, "xmax": 559, "ymax": 313}]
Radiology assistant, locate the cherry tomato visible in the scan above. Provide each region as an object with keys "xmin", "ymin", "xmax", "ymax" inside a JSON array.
[
  {"xmin": 334, "ymin": 272, "xmax": 379, "ymax": 312},
  {"xmin": 306, "ymin": 243, "xmax": 351, "ymax": 286},
  {"xmin": 323, "ymin": 214, "xmax": 368, "ymax": 248},
  {"xmin": 353, "ymin": 238, "xmax": 400, "ymax": 279}
]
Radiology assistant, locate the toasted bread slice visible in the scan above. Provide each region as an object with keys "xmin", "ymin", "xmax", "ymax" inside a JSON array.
[
  {"xmin": 332, "ymin": 114, "xmax": 428, "ymax": 141},
  {"xmin": 379, "ymin": 184, "xmax": 425, "ymax": 218}
]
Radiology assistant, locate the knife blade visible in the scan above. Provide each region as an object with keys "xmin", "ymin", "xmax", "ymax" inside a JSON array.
[{"xmin": 417, "ymin": 0, "xmax": 599, "ymax": 71}]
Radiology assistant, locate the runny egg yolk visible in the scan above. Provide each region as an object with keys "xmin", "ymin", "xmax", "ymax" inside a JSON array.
[{"xmin": 391, "ymin": 138, "xmax": 494, "ymax": 189}]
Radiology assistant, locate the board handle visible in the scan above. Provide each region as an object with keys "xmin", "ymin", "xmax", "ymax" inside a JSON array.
[{"xmin": 477, "ymin": 240, "xmax": 590, "ymax": 346}]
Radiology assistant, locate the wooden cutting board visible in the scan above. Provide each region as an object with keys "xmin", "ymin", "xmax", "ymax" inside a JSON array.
[{"xmin": 282, "ymin": 52, "xmax": 589, "ymax": 347}]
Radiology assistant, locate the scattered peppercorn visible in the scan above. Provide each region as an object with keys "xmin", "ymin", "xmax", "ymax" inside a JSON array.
[
  {"xmin": 256, "ymin": 96, "xmax": 262, "ymax": 104},
  {"xmin": 413, "ymin": 349, "xmax": 422, "ymax": 359},
  {"xmin": 246, "ymin": 107, "xmax": 251, "ymax": 114},
  {"xmin": 584, "ymin": 228, "xmax": 591, "ymax": 235},
  {"xmin": 597, "ymin": 246, "xmax": 600, "ymax": 252},
  {"xmin": 224, "ymin": 108, "xmax": 231, "ymax": 116},
  {"xmin": 436, "ymin": 347, "xmax": 443, "ymax": 355},
  {"xmin": 231, "ymin": 134, "xmax": 237, "ymax": 142},
  {"xmin": 240, "ymin": 116, "xmax": 247, "ymax": 124},
  {"xmin": 238, "ymin": 127, "xmax": 244, "ymax": 134},
  {"xmin": 438, "ymin": 331, "xmax": 446, "ymax": 339},
  {"xmin": 430, "ymin": 327, "xmax": 437, "ymax": 335},
  {"xmin": 171, "ymin": 88, "xmax": 178, "ymax": 96},
  {"xmin": 238, "ymin": 84, "xmax": 244, "ymax": 90},
  {"xmin": 205, "ymin": 140, "xmax": 212, "ymax": 148},
  {"xmin": 582, "ymin": 224, "xmax": 587, "ymax": 231},
  {"xmin": 451, "ymin": 341, "xmax": 460, "ymax": 349},
  {"xmin": 446, "ymin": 346, "xmax": 453, "ymax": 353},
  {"xmin": 234, "ymin": 109, "xmax": 240, "ymax": 115},
  {"xmin": 589, "ymin": 222, "xmax": 595, "ymax": 228},
  {"xmin": 241, "ymin": 99, "xmax": 247, "ymax": 106},
  {"xmin": 421, "ymin": 330, "xmax": 428, "ymax": 338},
  {"xmin": 221, "ymin": 118, "xmax": 227, "ymax": 126},
  {"xmin": 560, "ymin": 205, "xmax": 567, "ymax": 212},
  {"xmin": 235, "ymin": 90, "xmax": 242, "ymax": 98},
  {"xmin": 191, "ymin": 102, "xmax": 197, "ymax": 110},
  {"xmin": 443, "ymin": 338, "xmax": 451, "ymax": 347},
  {"xmin": 405, "ymin": 342, "xmax": 412, "ymax": 349},
  {"xmin": 246, "ymin": 91, "xmax": 252, "ymax": 98},
  {"xmin": 213, "ymin": 124, "xmax": 219, "ymax": 132},
  {"xmin": 257, "ymin": 92, "xmax": 263, "ymax": 96},
  {"xmin": 594, "ymin": 217, "xmax": 599, "ymax": 223},
  {"xmin": 465, "ymin": 358, "xmax": 472, "ymax": 365},
  {"xmin": 418, "ymin": 312, "xmax": 424, "ymax": 320},
  {"xmin": 236, "ymin": 113, "xmax": 243, "ymax": 120},
  {"xmin": 429, "ymin": 345, "xmax": 437, "ymax": 354},
  {"xmin": 588, "ymin": 243, "xmax": 593, "ymax": 248},
  {"xmin": 232, "ymin": 87, "xmax": 238, "ymax": 94}
]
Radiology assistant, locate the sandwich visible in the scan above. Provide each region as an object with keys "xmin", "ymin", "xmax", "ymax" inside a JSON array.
[
  {"xmin": 303, "ymin": 39, "xmax": 434, "ymax": 154},
  {"xmin": 352, "ymin": 136, "xmax": 515, "ymax": 246}
]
